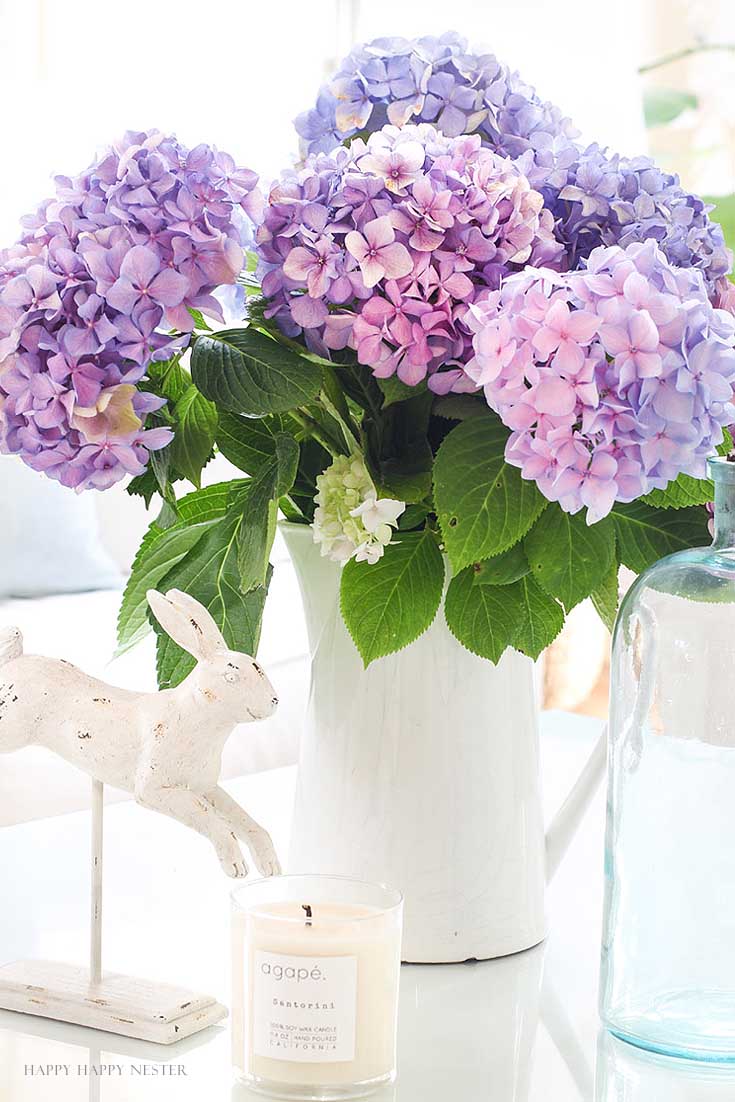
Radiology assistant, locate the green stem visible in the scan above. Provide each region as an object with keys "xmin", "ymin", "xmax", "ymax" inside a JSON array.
[
  {"xmin": 292, "ymin": 408, "xmax": 346, "ymax": 456},
  {"xmin": 318, "ymin": 370, "xmax": 362, "ymax": 453},
  {"xmin": 638, "ymin": 41, "xmax": 735, "ymax": 74}
]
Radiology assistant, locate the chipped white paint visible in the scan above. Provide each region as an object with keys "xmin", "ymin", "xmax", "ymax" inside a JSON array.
[
  {"xmin": 0, "ymin": 588, "xmax": 281, "ymax": 879},
  {"xmin": 0, "ymin": 960, "xmax": 227, "ymax": 1043}
]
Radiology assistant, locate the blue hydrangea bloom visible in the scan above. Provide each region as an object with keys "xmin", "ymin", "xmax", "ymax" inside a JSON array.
[
  {"xmin": 553, "ymin": 146, "xmax": 731, "ymax": 294},
  {"xmin": 294, "ymin": 32, "xmax": 580, "ymax": 191}
]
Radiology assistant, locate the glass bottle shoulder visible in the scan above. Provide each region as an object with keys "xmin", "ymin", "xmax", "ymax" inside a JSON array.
[{"xmin": 616, "ymin": 545, "xmax": 735, "ymax": 634}]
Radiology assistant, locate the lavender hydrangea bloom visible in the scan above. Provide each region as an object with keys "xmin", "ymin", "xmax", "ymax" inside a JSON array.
[
  {"xmin": 257, "ymin": 123, "xmax": 564, "ymax": 393},
  {"xmin": 553, "ymin": 146, "xmax": 732, "ymax": 295},
  {"xmin": 294, "ymin": 32, "xmax": 580, "ymax": 192},
  {"xmin": 296, "ymin": 33, "xmax": 732, "ymax": 298},
  {"xmin": 467, "ymin": 241, "xmax": 735, "ymax": 522},
  {"xmin": 0, "ymin": 129, "xmax": 261, "ymax": 490}
]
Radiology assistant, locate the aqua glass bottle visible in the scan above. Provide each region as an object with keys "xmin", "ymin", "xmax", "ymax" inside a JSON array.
[{"xmin": 600, "ymin": 456, "xmax": 735, "ymax": 1061}]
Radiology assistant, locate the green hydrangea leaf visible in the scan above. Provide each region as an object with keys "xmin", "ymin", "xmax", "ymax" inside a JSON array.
[
  {"xmin": 216, "ymin": 411, "xmax": 290, "ymax": 476},
  {"xmin": 170, "ymin": 384, "xmax": 218, "ymax": 488},
  {"xmin": 472, "ymin": 543, "xmax": 530, "ymax": 586},
  {"xmin": 379, "ymin": 441, "xmax": 433, "ymax": 503},
  {"xmin": 147, "ymin": 355, "xmax": 189, "ymax": 402},
  {"xmin": 445, "ymin": 567, "xmax": 523, "ymax": 662},
  {"xmin": 434, "ymin": 415, "xmax": 547, "ymax": 571},
  {"xmin": 217, "ymin": 411, "xmax": 327, "ymax": 522},
  {"xmin": 175, "ymin": 480, "xmax": 250, "ymax": 523},
  {"xmin": 524, "ymin": 508, "xmax": 615, "ymax": 611},
  {"xmin": 187, "ymin": 307, "xmax": 213, "ymax": 332},
  {"xmin": 289, "ymin": 439, "xmax": 331, "ymax": 522},
  {"xmin": 340, "ymin": 530, "xmax": 444, "ymax": 667},
  {"xmin": 374, "ymin": 391, "xmax": 433, "ymax": 504},
  {"xmin": 377, "ymin": 375, "xmax": 426, "ymax": 407},
  {"xmin": 612, "ymin": 501, "xmax": 710, "ymax": 574},
  {"xmin": 642, "ymin": 473, "xmax": 714, "ymax": 510},
  {"xmin": 191, "ymin": 327, "xmax": 321, "ymax": 415},
  {"xmin": 510, "ymin": 575, "xmax": 565, "ymax": 660},
  {"xmin": 117, "ymin": 521, "xmax": 217, "ymax": 657},
  {"xmin": 399, "ymin": 504, "xmax": 429, "ymax": 531},
  {"xmin": 590, "ymin": 558, "xmax": 620, "ymax": 634},
  {"xmin": 448, "ymin": 569, "xmax": 563, "ymax": 662},
  {"xmin": 154, "ymin": 513, "xmax": 272, "ymax": 688},
  {"xmin": 126, "ymin": 467, "xmax": 160, "ymax": 507},
  {"xmin": 116, "ymin": 481, "xmax": 249, "ymax": 655},
  {"xmin": 237, "ymin": 434, "xmax": 299, "ymax": 593}
]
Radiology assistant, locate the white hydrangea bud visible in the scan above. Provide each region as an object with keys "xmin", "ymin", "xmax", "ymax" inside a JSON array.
[{"xmin": 313, "ymin": 454, "xmax": 405, "ymax": 565}]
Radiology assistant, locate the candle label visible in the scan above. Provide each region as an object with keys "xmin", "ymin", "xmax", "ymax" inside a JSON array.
[{"xmin": 252, "ymin": 950, "xmax": 357, "ymax": 1063}]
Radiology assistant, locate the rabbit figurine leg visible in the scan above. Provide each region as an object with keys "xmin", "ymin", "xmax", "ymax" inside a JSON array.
[
  {"xmin": 135, "ymin": 777, "xmax": 249, "ymax": 878},
  {"xmin": 203, "ymin": 786, "xmax": 281, "ymax": 877}
]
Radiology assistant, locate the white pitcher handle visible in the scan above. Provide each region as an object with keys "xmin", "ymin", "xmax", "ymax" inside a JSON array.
[{"xmin": 545, "ymin": 725, "xmax": 607, "ymax": 882}]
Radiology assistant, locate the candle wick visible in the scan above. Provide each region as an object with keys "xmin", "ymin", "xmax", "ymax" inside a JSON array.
[{"xmin": 302, "ymin": 903, "xmax": 313, "ymax": 927}]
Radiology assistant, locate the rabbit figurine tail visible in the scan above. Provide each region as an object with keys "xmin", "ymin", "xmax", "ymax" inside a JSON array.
[{"xmin": 0, "ymin": 628, "xmax": 22, "ymax": 667}]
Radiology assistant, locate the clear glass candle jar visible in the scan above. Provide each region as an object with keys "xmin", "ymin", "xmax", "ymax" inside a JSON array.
[
  {"xmin": 600, "ymin": 456, "xmax": 735, "ymax": 1060},
  {"xmin": 232, "ymin": 875, "xmax": 403, "ymax": 1100}
]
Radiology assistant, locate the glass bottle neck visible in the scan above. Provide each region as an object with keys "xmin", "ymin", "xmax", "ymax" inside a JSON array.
[{"xmin": 712, "ymin": 477, "xmax": 735, "ymax": 551}]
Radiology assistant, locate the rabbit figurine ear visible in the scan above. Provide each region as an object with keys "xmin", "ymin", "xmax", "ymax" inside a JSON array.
[{"xmin": 146, "ymin": 589, "xmax": 226, "ymax": 660}]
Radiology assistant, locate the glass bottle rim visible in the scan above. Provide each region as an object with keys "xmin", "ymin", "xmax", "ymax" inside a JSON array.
[{"xmin": 707, "ymin": 455, "xmax": 735, "ymax": 484}]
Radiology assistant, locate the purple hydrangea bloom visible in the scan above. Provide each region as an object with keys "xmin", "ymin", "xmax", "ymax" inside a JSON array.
[
  {"xmin": 296, "ymin": 33, "xmax": 732, "ymax": 299},
  {"xmin": 0, "ymin": 129, "xmax": 261, "ymax": 490},
  {"xmin": 294, "ymin": 32, "xmax": 580, "ymax": 192},
  {"xmin": 257, "ymin": 123, "xmax": 564, "ymax": 392},
  {"xmin": 467, "ymin": 241, "xmax": 735, "ymax": 522},
  {"xmin": 552, "ymin": 146, "xmax": 732, "ymax": 296}
]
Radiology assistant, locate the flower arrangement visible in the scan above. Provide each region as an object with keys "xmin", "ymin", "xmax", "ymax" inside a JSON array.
[{"xmin": 1, "ymin": 35, "xmax": 733, "ymax": 682}]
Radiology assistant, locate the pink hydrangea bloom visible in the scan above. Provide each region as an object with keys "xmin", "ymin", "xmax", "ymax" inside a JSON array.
[
  {"xmin": 257, "ymin": 123, "xmax": 563, "ymax": 392},
  {"xmin": 469, "ymin": 241, "xmax": 735, "ymax": 523},
  {"xmin": 345, "ymin": 216, "xmax": 414, "ymax": 288}
]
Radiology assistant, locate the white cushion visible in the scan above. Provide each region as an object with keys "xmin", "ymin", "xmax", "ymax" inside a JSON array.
[{"xmin": 1, "ymin": 456, "xmax": 121, "ymax": 598}]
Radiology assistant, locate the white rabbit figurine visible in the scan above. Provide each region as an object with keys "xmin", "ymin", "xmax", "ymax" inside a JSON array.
[{"xmin": 0, "ymin": 588, "xmax": 281, "ymax": 879}]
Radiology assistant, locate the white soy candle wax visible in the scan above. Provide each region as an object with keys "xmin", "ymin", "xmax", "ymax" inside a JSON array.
[{"xmin": 232, "ymin": 875, "xmax": 403, "ymax": 1100}]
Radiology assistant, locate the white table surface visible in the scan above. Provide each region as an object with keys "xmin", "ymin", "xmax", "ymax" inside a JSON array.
[{"xmin": 1, "ymin": 711, "xmax": 733, "ymax": 1102}]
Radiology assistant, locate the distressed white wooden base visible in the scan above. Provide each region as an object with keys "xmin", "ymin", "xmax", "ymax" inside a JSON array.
[{"xmin": 0, "ymin": 960, "xmax": 227, "ymax": 1044}]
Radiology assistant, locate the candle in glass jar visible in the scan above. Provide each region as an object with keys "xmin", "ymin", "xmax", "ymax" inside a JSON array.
[{"xmin": 232, "ymin": 876, "xmax": 403, "ymax": 1100}]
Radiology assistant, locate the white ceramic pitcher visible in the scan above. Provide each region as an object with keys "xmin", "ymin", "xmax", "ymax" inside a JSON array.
[{"xmin": 281, "ymin": 522, "xmax": 606, "ymax": 963}]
